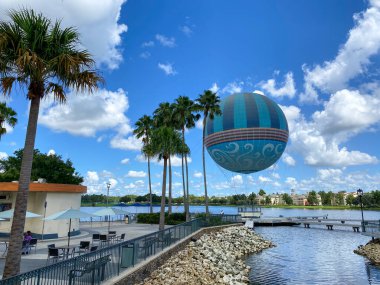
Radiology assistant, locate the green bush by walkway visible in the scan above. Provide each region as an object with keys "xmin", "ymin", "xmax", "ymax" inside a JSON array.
[{"xmin": 137, "ymin": 212, "xmax": 186, "ymax": 225}]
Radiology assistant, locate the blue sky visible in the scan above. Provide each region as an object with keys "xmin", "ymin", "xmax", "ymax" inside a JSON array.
[{"xmin": 1, "ymin": 0, "xmax": 380, "ymax": 198}]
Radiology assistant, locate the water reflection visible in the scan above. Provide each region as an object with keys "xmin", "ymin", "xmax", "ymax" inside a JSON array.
[{"xmin": 247, "ymin": 227, "xmax": 380, "ymax": 285}]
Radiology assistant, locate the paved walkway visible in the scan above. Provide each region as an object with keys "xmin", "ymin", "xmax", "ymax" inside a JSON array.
[{"xmin": 0, "ymin": 222, "xmax": 160, "ymax": 276}]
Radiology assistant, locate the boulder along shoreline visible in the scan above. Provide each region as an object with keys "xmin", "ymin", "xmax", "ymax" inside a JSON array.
[
  {"xmin": 354, "ymin": 238, "xmax": 380, "ymax": 265},
  {"xmin": 137, "ymin": 226, "xmax": 274, "ymax": 285}
]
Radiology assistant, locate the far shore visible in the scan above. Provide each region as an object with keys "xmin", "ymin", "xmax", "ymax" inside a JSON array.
[{"xmin": 81, "ymin": 203, "xmax": 380, "ymax": 211}]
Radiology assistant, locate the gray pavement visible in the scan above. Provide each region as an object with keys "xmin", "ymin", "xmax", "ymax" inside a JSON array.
[{"xmin": 0, "ymin": 222, "xmax": 161, "ymax": 276}]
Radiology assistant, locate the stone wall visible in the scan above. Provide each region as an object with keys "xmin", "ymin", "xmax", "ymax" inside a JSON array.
[{"xmin": 113, "ymin": 224, "xmax": 240, "ymax": 285}]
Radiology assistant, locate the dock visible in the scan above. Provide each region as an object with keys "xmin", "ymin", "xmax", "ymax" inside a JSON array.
[{"xmin": 252, "ymin": 216, "xmax": 380, "ymax": 235}]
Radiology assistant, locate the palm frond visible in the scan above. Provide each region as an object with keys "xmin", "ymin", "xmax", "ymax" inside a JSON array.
[
  {"xmin": 46, "ymin": 82, "xmax": 66, "ymax": 103},
  {"xmin": 0, "ymin": 76, "xmax": 16, "ymax": 96}
]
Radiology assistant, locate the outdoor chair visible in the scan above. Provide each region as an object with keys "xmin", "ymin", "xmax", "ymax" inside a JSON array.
[
  {"xmin": 108, "ymin": 231, "xmax": 116, "ymax": 235},
  {"xmin": 116, "ymin": 233, "xmax": 125, "ymax": 242},
  {"xmin": 90, "ymin": 245, "xmax": 98, "ymax": 252},
  {"xmin": 75, "ymin": 241, "xmax": 91, "ymax": 255},
  {"xmin": 21, "ymin": 240, "xmax": 30, "ymax": 255},
  {"xmin": 29, "ymin": 238, "xmax": 37, "ymax": 253},
  {"xmin": 99, "ymin": 234, "xmax": 109, "ymax": 247},
  {"xmin": 92, "ymin": 234, "xmax": 100, "ymax": 244},
  {"xmin": 46, "ymin": 248, "xmax": 63, "ymax": 264},
  {"xmin": 47, "ymin": 243, "xmax": 55, "ymax": 248}
]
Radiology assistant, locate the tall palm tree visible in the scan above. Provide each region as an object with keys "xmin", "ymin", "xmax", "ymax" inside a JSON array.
[
  {"xmin": 0, "ymin": 102, "xmax": 17, "ymax": 140},
  {"xmin": 0, "ymin": 9, "xmax": 103, "ymax": 277},
  {"xmin": 147, "ymin": 126, "xmax": 184, "ymax": 230},
  {"xmin": 172, "ymin": 96, "xmax": 200, "ymax": 221},
  {"xmin": 153, "ymin": 102, "xmax": 175, "ymax": 215},
  {"xmin": 195, "ymin": 90, "xmax": 221, "ymax": 215},
  {"xmin": 134, "ymin": 115, "xmax": 154, "ymax": 214}
]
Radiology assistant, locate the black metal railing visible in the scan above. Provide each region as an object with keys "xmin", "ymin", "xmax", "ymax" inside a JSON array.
[{"xmin": 0, "ymin": 215, "xmax": 240, "ymax": 285}]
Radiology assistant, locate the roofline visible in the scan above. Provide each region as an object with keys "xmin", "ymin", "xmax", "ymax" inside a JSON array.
[{"xmin": 0, "ymin": 182, "xmax": 87, "ymax": 193}]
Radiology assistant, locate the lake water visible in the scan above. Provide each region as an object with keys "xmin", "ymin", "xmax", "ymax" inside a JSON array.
[{"xmin": 81, "ymin": 205, "xmax": 380, "ymax": 284}]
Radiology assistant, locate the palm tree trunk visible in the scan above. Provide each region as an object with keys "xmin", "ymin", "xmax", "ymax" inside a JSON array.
[
  {"xmin": 181, "ymin": 152, "xmax": 188, "ymax": 219},
  {"xmin": 202, "ymin": 117, "xmax": 209, "ymax": 216},
  {"xmin": 3, "ymin": 97, "xmax": 40, "ymax": 278},
  {"xmin": 185, "ymin": 154, "xmax": 190, "ymax": 220},
  {"xmin": 148, "ymin": 156, "xmax": 153, "ymax": 214},
  {"xmin": 168, "ymin": 156, "xmax": 172, "ymax": 215},
  {"xmin": 182, "ymin": 128, "xmax": 190, "ymax": 222},
  {"xmin": 159, "ymin": 158, "xmax": 168, "ymax": 231}
]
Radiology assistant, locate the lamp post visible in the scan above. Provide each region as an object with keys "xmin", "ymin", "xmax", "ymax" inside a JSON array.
[
  {"xmin": 106, "ymin": 182, "xmax": 111, "ymax": 208},
  {"xmin": 357, "ymin": 189, "xmax": 365, "ymax": 232}
]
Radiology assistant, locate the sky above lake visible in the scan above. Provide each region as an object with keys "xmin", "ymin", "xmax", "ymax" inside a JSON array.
[{"xmin": 1, "ymin": 0, "xmax": 380, "ymax": 198}]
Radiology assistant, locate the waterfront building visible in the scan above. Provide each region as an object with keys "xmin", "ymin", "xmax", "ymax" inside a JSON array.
[{"xmin": 0, "ymin": 181, "xmax": 86, "ymax": 238}]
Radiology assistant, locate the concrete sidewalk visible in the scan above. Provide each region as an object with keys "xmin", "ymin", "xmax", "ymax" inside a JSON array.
[{"xmin": 0, "ymin": 222, "xmax": 161, "ymax": 275}]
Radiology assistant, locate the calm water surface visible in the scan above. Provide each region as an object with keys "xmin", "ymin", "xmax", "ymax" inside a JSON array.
[{"xmin": 248, "ymin": 226, "xmax": 380, "ymax": 285}]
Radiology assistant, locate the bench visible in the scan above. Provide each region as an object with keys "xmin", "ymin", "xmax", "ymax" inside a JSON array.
[
  {"xmin": 326, "ymin": 225, "xmax": 333, "ymax": 230},
  {"xmin": 353, "ymin": 226, "xmax": 360, "ymax": 232},
  {"xmin": 68, "ymin": 254, "xmax": 111, "ymax": 285},
  {"xmin": 304, "ymin": 223, "xmax": 310, "ymax": 228}
]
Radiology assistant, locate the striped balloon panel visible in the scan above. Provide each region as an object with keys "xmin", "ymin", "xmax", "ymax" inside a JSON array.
[{"xmin": 206, "ymin": 92, "xmax": 288, "ymax": 136}]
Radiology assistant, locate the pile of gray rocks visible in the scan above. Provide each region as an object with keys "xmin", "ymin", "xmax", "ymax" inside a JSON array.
[
  {"xmin": 138, "ymin": 226, "xmax": 274, "ymax": 285},
  {"xmin": 354, "ymin": 238, "xmax": 380, "ymax": 265}
]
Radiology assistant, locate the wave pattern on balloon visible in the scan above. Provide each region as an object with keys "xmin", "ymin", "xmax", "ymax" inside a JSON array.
[{"xmin": 205, "ymin": 92, "xmax": 289, "ymax": 174}]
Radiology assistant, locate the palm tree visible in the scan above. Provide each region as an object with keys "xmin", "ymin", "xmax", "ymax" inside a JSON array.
[
  {"xmin": 0, "ymin": 102, "xmax": 17, "ymax": 140},
  {"xmin": 134, "ymin": 115, "xmax": 154, "ymax": 214},
  {"xmin": 172, "ymin": 96, "xmax": 200, "ymax": 221},
  {"xmin": 153, "ymin": 103, "xmax": 175, "ymax": 215},
  {"xmin": 0, "ymin": 9, "xmax": 103, "ymax": 277},
  {"xmin": 147, "ymin": 126, "xmax": 184, "ymax": 230},
  {"xmin": 195, "ymin": 90, "xmax": 221, "ymax": 215}
]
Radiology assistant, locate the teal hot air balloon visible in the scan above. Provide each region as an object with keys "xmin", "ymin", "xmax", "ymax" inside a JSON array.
[{"xmin": 205, "ymin": 91, "xmax": 289, "ymax": 174}]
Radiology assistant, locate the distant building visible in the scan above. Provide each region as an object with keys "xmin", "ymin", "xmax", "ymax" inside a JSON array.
[{"xmin": 0, "ymin": 182, "xmax": 86, "ymax": 239}]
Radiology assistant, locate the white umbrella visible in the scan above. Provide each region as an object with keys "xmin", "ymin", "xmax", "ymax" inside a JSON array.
[
  {"xmin": 94, "ymin": 207, "xmax": 130, "ymax": 232},
  {"xmin": 44, "ymin": 208, "xmax": 98, "ymax": 246},
  {"xmin": 0, "ymin": 209, "xmax": 41, "ymax": 219}
]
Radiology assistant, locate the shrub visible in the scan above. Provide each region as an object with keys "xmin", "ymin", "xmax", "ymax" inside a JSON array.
[{"xmin": 137, "ymin": 212, "xmax": 186, "ymax": 225}]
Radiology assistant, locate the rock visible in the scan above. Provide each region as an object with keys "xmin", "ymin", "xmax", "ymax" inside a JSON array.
[{"xmin": 136, "ymin": 226, "xmax": 274, "ymax": 285}]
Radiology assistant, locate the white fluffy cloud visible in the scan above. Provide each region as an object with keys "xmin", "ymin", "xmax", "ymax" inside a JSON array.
[
  {"xmin": 40, "ymin": 88, "xmax": 131, "ymax": 137},
  {"xmin": 47, "ymin": 149, "xmax": 56, "ymax": 156},
  {"xmin": 126, "ymin": 170, "xmax": 146, "ymax": 178},
  {"xmin": 155, "ymin": 34, "xmax": 176, "ymax": 47},
  {"xmin": 111, "ymin": 135, "xmax": 142, "ymax": 151},
  {"xmin": 259, "ymin": 72, "xmax": 296, "ymax": 99},
  {"xmin": 231, "ymin": 175, "xmax": 243, "ymax": 186},
  {"xmin": 281, "ymin": 98, "xmax": 378, "ymax": 167},
  {"xmin": 258, "ymin": 176, "xmax": 271, "ymax": 183},
  {"xmin": 301, "ymin": 1, "xmax": 380, "ymax": 102},
  {"xmin": 158, "ymin": 63, "xmax": 177, "ymax": 75},
  {"xmin": 120, "ymin": 158, "xmax": 130, "ymax": 164},
  {"xmin": 0, "ymin": 152, "xmax": 8, "ymax": 160},
  {"xmin": 193, "ymin": 171, "xmax": 202, "ymax": 178},
  {"xmin": 86, "ymin": 171, "xmax": 99, "ymax": 183},
  {"xmin": 0, "ymin": 0, "xmax": 127, "ymax": 70},
  {"xmin": 282, "ymin": 153, "xmax": 296, "ymax": 166},
  {"xmin": 180, "ymin": 25, "xmax": 192, "ymax": 37}
]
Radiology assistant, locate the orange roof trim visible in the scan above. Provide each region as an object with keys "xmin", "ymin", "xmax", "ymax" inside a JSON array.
[{"xmin": 0, "ymin": 182, "xmax": 87, "ymax": 193}]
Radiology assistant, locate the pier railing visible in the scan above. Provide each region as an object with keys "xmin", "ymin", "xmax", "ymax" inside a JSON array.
[{"xmin": 0, "ymin": 215, "xmax": 241, "ymax": 285}]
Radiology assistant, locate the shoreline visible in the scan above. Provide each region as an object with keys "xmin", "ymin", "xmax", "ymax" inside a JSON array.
[
  {"xmin": 81, "ymin": 204, "xmax": 380, "ymax": 211},
  {"xmin": 354, "ymin": 238, "xmax": 380, "ymax": 265},
  {"xmin": 136, "ymin": 226, "xmax": 274, "ymax": 285}
]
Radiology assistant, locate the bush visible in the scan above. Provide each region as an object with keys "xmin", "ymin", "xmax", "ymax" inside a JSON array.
[{"xmin": 137, "ymin": 212, "xmax": 186, "ymax": 225}]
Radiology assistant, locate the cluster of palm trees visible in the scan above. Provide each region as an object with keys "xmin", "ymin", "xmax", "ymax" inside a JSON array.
[{"xmin": 134, "ymin": 90, "xmax": 221, "ymax": 230}]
